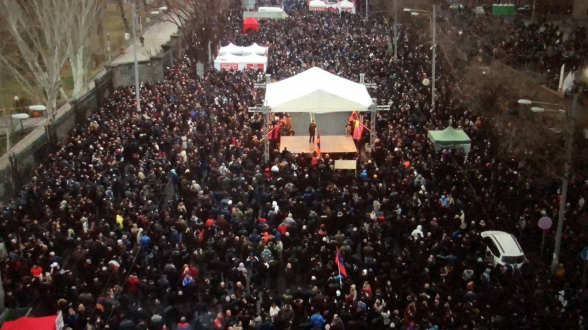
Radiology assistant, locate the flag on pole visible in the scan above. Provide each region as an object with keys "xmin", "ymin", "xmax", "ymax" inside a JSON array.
[
  {"xmin": 352, "ymin": 120, "xmax": 364, "ymax": 140},
  {"xmin": 269, "ymin": 125, "xmax": 280, "ymax": 140},
  {"xmin": 335, "ymin": 247, "xmax": 348, "ymax": 278},
  {"xmin": 316, "ymin": 132, "xmax": 321, "ymax": 158}
]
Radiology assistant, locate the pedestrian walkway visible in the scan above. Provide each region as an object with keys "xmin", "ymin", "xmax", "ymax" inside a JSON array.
[{"xmin": 112, "ymin": 17, "xmax": 178, "ymax": 66}]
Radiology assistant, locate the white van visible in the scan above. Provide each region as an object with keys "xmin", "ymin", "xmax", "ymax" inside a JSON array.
[{"xmin": 481, "ymin": 231, "xmax": 527, "ymax": 268}]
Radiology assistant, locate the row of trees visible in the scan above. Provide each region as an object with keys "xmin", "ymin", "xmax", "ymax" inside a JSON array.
[{"xmin": 0, "ymin": 0, "xmax": 103, "ymax": 120}]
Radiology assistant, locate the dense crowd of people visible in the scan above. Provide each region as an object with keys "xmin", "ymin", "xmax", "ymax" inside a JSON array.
[
  {"xmin": 448, "ymin": 11, "xmax": 587, "ymax": 90},
  {"xmin": 1, "ymin": 1, "xmax": 588, "ymax": 330}
]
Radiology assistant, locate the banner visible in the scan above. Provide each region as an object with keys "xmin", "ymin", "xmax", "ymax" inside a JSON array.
[
  {"xmin": 220, "ymin": 63, "xmax": 239, "ymax": 71},
  {"xmin": 247, "ymin": 63, "xmax": 265, "ymax": 70}
]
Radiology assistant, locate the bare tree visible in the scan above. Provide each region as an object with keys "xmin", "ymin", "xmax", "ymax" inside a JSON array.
[
  {"xmin": 157, "ymin": 0, "xmax": 231, "ymax": 63},
  {"xmin": 68, "ymin": 0, "xmax": 101, "ymax": 98},
  {"xmin": 0, "ymin": 0, "xmax": 74, "ymax": 121},
  {"xmin": 116, "ymin": 0, "xmax": 130, "ymax": 31}
]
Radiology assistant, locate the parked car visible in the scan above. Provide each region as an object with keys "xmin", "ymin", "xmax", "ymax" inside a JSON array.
[
  {"xmin": 517, "ymin": 5, "xmax": 532, "ymax": 14},
  {"xmin": 481, "ymin": 231, "xmax": 527, "ymax": 268}
]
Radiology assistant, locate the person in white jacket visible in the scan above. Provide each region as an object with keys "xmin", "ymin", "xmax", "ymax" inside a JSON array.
[{"xmin": 411, "ymin": 225, "xmax": 424, "ymax": 239}]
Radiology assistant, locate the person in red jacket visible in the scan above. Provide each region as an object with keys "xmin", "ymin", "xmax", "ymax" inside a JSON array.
[
  {"xmin": 177, "ymin": 316, "xmax": 191, "ymax": 330},
  {"xmin": 126, "ymin": 274, "xmax": 140, "ymax": 294},
  {"xmin": 31, "ymin": 264, "xmax": 43, "ymax": 280}
]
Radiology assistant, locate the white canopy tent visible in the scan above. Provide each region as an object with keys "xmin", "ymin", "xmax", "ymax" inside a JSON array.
[
  {"xmin": 219, "ymin": 43, "xmax": 268, "ymax": 56},
  {"xmin": 243, "ymin": 43, "xmax": 268, "ymax": 56},
  {"xmin": 340, "ymin": 0, "xmax": 356, "ymax": 13},
  {"xmin": 240, "ymin": 53, "xmax": 268, "ymax": 71},
  {"xmin": 218, "ymin": 43, "xmax": 244, "ymax": 56},
  {"xmin": 214, "ymin": 53, "xmax": 268, "ymax": 72},
  {"xmin": 264, "ymin": 67, "xmax": 373, "ymax": 113},
  {"xmin": 309, "ymin": 0, "xmax": 327, "ymax": 11}
]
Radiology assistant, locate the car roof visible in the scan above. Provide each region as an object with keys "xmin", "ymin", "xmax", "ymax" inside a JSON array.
[{"xmin": 481, "ymin": 231, "xmax": 524, "ymax": 256}]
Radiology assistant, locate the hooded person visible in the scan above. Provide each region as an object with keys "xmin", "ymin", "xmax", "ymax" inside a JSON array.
[{"xmin": 411, "ymin": 225, "xmax": 424, "ymax": 239}]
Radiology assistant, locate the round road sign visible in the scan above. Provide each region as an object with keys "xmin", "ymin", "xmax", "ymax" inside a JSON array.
[
  {"xmin": 538, "ymin": 217, "xmax": 552, "ymax": 230},
  {"xmin": 581, "ymin": 247, "xmax": 588, "ymax": 261}
]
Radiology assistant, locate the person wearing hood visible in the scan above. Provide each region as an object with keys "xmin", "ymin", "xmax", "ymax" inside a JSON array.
[{"xmin": 411, "ymin": 225, "xmax": 424, "ymax": 239}]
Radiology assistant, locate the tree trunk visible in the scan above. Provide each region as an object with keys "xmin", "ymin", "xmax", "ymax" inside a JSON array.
[
  {"xmin": 71, "ymin": 46, "xmax": 86, "ymax": 97},
  {"xmin": 116, "ymin": 0, "xmax": 129, "ymax": 31},
  {"xmin": 97, "ymin": 1, "xmax": 107, "ymax": 59}
]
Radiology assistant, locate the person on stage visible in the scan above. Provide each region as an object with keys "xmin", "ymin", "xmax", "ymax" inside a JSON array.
[{"xmin": 309, "ymin": 120, "xmax": 317, "ymax": 143}]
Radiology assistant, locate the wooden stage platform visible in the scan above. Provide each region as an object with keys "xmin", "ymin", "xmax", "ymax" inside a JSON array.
[{"xmin": 280, "ymin": 135, "xmax": 357, "ymax": 154}]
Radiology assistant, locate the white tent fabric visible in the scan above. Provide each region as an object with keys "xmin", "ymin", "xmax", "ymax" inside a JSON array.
[
  {"xmin": 265, "ymin": 67, "xmax": 373, "ymax": 113},
  {"xmin": 340, "ymin": 0, "xmax": 356, "ymax": 13},
  {"xmin": 214, "ymin": 53, "xmax": 268, "ymax": 72},
  {"xmin": 309, "ymin": 0, "xmax": 327, "ymax": 11},
  {"xmin": 220, "ymin": 43, "xmax": 268, "ymax": 56},
  {"xmin": 214, "ymin": 53, "xmax": 241, "ymax": 71},
  {"xmin": 258, "ymin": 7, "xmax": 285, "ymax": 13},
  {"xmin": 243, "ymin": 43, "xmax": 268, "ymax": 56},
  {"xmin": 218, "ymin": 43, "xmax": 243, "ymax": 56}
]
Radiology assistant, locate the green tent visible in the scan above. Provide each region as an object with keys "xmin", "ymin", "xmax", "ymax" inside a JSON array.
[{"xmin": 428, "ymin": 126, "xmax": 471, "ymax": 153}]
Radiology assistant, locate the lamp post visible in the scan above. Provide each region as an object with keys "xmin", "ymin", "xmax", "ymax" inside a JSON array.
[
  {"xmin": 404, "ymin": 6, "xmax": 436, "ymax": 112},
  {"xmin": 518, "ymin": 92, "xmax": 579, "ymax": 273},
  {"xmin": 132, "ymin": 2, "xmax": 141, "ymax": 113},
  {"xmin": 393, "ymin": 0, "xmax": 398, "ymax": 60}
]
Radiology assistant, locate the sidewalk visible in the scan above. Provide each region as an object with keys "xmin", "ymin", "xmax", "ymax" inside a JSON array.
[{"xmin": 112, "ymin": 18, "xmax": 178, "ymax": 65}]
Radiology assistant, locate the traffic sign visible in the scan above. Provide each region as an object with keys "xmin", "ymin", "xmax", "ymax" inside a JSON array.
[
  {"xmin": 581, "ymin": 247, "xmax": 588, "ymax": 261},
  {"xmin": 538, "ymin": 217, "xmax": 552, "ymax": 230}
]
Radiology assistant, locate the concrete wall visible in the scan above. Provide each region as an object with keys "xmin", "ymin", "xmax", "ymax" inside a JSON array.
[{"xmin": 110, "ymin": 59, "xmax": 165, "ymax": 88}]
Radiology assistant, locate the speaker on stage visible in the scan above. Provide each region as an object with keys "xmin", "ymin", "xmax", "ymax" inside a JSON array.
[{"xmin": 250, "ymin": 120, "xmax": 262, "ymax": 131}]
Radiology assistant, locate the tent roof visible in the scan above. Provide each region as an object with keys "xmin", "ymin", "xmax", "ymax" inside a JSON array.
[
  {"xmin": 309, "ymin": 0, "xmax": 327, "ymax": 7},
  {"xmin": 243, "ymin": 43, "xmax": 268, "ymax": 55},
  {"xmin": 244, "ymin": 17, "xmax": 259, "ymax": 23},
  {"xmin": 428, "ymin": 126, "xmax": 471, "ymax": 144},
  {"xmin": 219, "ymin": 43, "xmax": 243, "ymax": 55},
  {"xmin": 265, "ymin": 67, "xmax": 373, "ymax": 113},
  {"xmin": 1, "ymin": 316, "xmax": 57, "ymax": 330},
  {"xmin": 341, "ymin": 0, "xmax": 354, "ymax": 7}
]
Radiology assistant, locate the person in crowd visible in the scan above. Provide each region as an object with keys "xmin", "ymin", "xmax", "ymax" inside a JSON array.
[{"xmin": 0, "ymin": 2, "xmax": 586, "ymax": 330}]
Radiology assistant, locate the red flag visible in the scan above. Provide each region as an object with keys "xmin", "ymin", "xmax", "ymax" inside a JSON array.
[
  {"xmin": 316, "ymin": 133, "xmax": 321, "ymax": 158},
  {"xmin": 335, "ymin": 247, "xmax": 348, "ymax": 278},
  {"xmin": 269, "ymin": 125, "xmax": 280, "ymax": 140}
]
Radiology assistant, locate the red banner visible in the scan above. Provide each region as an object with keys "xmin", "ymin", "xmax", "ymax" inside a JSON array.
[
  {"xmin": 220, "ymin": 63, "xmax": 238, "ymax": 71},
  {"xmin": 246, "ymin": 63, "xmax": 265, "ymax": 70}
]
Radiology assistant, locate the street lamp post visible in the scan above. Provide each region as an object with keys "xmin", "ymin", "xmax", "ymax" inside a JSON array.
[
  {"xmin": 404, "ymin": 6, "xmax": 436, "ymax": 111},
  {"xmin": 393, "ymin": 0, "xmax": 398, "ymax": 60},
  {"xmin": 132, "ymin": 2, "xmax": 141, "ymax": 113},
  {"xmin": 518, "ymin": 92, "xmax": 579, "ymax": 273}
]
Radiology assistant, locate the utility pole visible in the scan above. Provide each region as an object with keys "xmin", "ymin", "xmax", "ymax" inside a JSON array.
[
  {"xmin": 365, "ymin": 0, "xmax": 368, "ymax": 20},
  {"xmin": 551, "ymin": 92, "xmax": 579, "ymax": 273},
  {"xmin": 132, "ymin": 2, "xmax": 141, "ymax": 112},
  {"xmin": 532, "ymin": 0, "xmax": 536, "ymax": 21},
  {"xmin": 431, "ymin": 5, "xmax": 436, "ymax": 112},
  {"xmin": 0, "ymin": 267, "xmax": 4, "ymax": 312},
  {"xmin": 393, "ymin": 0, "xmax": 398, "ymax": 60}
]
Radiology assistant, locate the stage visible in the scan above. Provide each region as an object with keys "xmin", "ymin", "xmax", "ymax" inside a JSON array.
[{"xmin": 280, "ymin": 135, "xmax": 357, "ymax": 154}]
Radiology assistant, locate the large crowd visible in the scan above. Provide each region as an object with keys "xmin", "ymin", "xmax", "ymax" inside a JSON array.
[
  {"xmin": 1, "ymin": 1, "xmax": 587, "ymax": 330},
  {"xmin": 447, "ymin": 10, "xmax": 587, "ymax": 90}
]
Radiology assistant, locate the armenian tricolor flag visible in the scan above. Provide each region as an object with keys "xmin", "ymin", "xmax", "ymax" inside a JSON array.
[
  {"xmin": 352, "ymin": 120, "xmax": 364, "ymax": 140},
  {"xmin": 316, "ymin": 132, "xmax": 321, "ymax": 158},
  {"xmin": 335, "ymin": 247, "xmax": 347, "ymax": 278}
]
